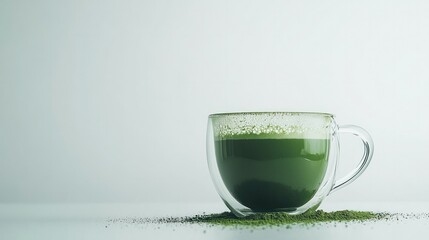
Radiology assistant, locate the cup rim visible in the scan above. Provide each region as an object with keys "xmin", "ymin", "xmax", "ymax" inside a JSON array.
[{"xmin": 209, "ymin": 111, "xmax": 334, "ymax": 118}]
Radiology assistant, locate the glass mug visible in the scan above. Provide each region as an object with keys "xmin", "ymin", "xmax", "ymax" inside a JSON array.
[{"xmin": 206, "ymin": 112, "xmax": 373, "ymax": 217}]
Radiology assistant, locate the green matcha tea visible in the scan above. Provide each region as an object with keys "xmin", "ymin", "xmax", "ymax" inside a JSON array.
[{"xmin": 215, "ymin": 136, "xmax": 330, "ymax": 211}]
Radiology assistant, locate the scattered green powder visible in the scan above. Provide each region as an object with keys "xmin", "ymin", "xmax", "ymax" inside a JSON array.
[
  {"xmin": 121, "ymin": 210, "xmax": 389, "ymax": 227},
  {"xmin": 107, "ymin": 211, "xmax": 429, "ymax": 228},
  {"xmin": 183, "ymin": 210, "xmax": 387, "ymax": 226}
]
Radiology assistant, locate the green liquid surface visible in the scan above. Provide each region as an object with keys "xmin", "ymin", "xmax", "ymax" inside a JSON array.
[{"xmin": 215, "ymin": 138, "xmax": 330, "ymax": 211}]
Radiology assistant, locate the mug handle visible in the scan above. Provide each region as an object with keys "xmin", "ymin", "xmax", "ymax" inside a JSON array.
[{"xmin": 330, "ymin": 125, "xmax": 374, "ymax": 193}]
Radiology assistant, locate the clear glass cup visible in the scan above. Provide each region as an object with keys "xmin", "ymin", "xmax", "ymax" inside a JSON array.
[{"xmin": 206, "ymin": 112, "xmax": 373, "ymax": 217}]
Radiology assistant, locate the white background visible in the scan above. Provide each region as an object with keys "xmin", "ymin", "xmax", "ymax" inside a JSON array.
[{"xmin": 1, "ymin": 0, "xmax": 428, "ymax": 204}]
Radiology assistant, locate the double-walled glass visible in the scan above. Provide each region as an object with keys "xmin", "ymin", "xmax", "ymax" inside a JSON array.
[{"xmin": 207, "ymin": 112, "xmax": 373, "ymax": 217}]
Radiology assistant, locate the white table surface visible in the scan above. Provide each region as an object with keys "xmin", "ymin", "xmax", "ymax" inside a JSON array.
[{"xmin": 1, "ymin": 201, "xmax": 428, "ymax": 240}]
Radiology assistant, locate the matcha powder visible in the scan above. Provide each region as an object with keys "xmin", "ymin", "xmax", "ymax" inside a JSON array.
[
  {"xmin": 107, "ymin": 210, "xmax": 429, "ymax": 229},
  {"xmin": 183, "ymin": 210, "xmax": 387, "ymax": 226},
  {"xmin": 127, "ymin": 210, "xmax": 390, "ymax": 227}
]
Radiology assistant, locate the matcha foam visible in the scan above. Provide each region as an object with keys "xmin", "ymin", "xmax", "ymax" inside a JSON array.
[{"xmin": 210, "ymin": 112, "xmax": 333, "ymax": 140}]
